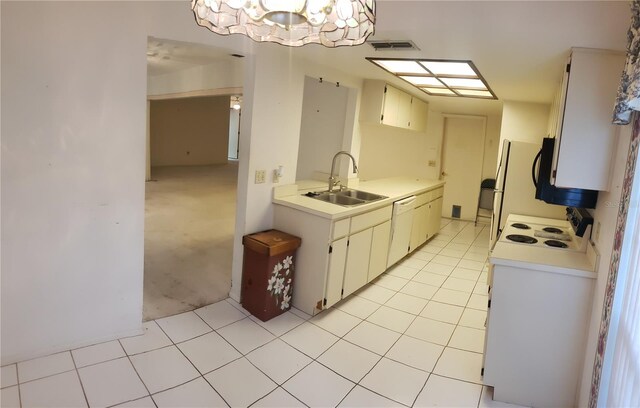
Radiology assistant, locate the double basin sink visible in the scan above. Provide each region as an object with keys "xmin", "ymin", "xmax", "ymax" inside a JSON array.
[{"xmin": 305, "ymin": 189, "xmax": 388, "ymax": 207}]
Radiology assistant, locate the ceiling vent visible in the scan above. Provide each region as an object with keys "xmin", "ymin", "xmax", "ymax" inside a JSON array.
[{"xmin": 368, "ymin": 40, "xmax": 420, "ymax": 51}]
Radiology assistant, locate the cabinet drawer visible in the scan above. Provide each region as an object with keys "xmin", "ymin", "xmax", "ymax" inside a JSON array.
[
  {"xmin": 332, "ymin": 218, "xmax": 350, "ymax": 240},
  {"xmin": 350, "ymin": 205, "xmax": 392, "ymax": 233},
  {"xmin": 414, "ymin": 192, "xmax": 429, "ymax": 207},
  {"xmin": 431, "ymin": 187, "xmax": 444, "ymax": 200}
]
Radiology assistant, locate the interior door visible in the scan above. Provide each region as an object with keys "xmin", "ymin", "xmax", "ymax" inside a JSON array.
[{"xmin": 440, "ymin": 116, "xmax": 486, "ymax": 221}]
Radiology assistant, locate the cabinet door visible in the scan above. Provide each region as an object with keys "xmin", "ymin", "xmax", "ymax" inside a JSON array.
[
  {"xmin": 397, "ymin": 92, "xmax": 412, "ymax": 129},
  {"xmin": 324, "ymin": 237, "xmax": 348, "ymax": 308},
  {"xmin": 343, "ymin": 228, "xmax": 373, "ymax": 298},
  {"xmin": 427, "ymin": 197, "xmax": 443, "ymax": 239},
  {"xmin": 410, "ymin": 204, "xmax": 429, "ymax": 251},
  {"xmin": 409, "ymin": 97, "xmax": 428, "ymax": 132},
  {"xmin": 369, "ymin": 220, "xmax": 391, "ymax": 282},
  {"xmin": 553, "ymin": 50, "xmax": 625, "ymax": 190},
  {"xmin": 381, "ymin": 85, "xmax": 401, "ymax": 127}
]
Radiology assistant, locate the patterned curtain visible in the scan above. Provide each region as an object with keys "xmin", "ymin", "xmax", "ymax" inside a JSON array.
[
  {"xmin": 613, "ymin": 1, "xmax": 640, "ymax": 125},
  {"xmin": 590, "ymin": 1, "xmax": 640, "ymax": 405},
  {"xmin": 589, "ymin": 115, "xmax": 640, "ymax": 407}
]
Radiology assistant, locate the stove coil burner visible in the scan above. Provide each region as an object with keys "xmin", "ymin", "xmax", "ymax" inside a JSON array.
[
  {"xmin": 543, "ymin": 227, "xmax": 564, "ymax": 234},
  {"xmin": 511, "ymin": 223, "xmax": 531, "ymax": 230},
  {"xmin": 506, "ymin": 234, "xmax": 538, "ymax": 244},
  {"xmin": 544, "ymin": 239, "xmax": 569, "ymax": 248}
]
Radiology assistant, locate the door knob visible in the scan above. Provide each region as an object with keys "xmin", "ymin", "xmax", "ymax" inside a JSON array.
[{"xmin": 441, "ymin": 171, "xmax": 448, "ymax": 177}]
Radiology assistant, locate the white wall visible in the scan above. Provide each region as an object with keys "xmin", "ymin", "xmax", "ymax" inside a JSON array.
[
  {"xmin": 482, "ymin": 115, "xmax": 502, "ymax": 180},
  {"xmin": 229, "ymin": 48, "xmax": 305, "ymax": 300},
  {"xmin": 0, "ymin": 0, "xmax": 519, "ymax": 365},
  {"xmin": 1, "ymin": 2, "xmax": 148, "ymax": 363},
  {"xmin": 358, "ymin": 123, "xmax": 433, "ymax": 180},
  {"xmin": 1, "ymin": 0, "xmax": 256, "ymax": 363},
  {"xmin": 147, "ymin": 60, "xmax": 244, "ymax": 96},
  {"xmin": 425, "ymin": 110, "xmax": 445, "ymax": 180},
  {"xmin": 359, "ymin": 109, "xmax": 501, "ymax": 186},
  {"xmin": 150, "ymin": 96, "xmax": 230, "ymax": 166},
  {"xmin": 577, "ymin": 124, "xmax": 632, "ymax": 406},
  {"xmin": 499, "ymin": 100, "xmax": 550, "ymax": 147},
  {"xmin": 296, "ymin": 76, "xmax": 349, "ymax": 181},
  {"xmin": 228, "ymin": 51, "xmax": 365, "ymax": 301}
]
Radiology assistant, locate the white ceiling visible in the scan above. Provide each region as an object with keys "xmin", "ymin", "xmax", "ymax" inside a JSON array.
[
  {"xmin": 148, "ymin": 1, "xmax": 630, "ymax": 115},
  {"xmin": 147, "ymin": 37, "xmax": 239, "ymax": 76}
]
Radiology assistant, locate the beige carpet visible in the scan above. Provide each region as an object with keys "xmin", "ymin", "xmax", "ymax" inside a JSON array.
[{"xmin": 143, "ymin": 163, "xmax": 237, "ymax": 320}]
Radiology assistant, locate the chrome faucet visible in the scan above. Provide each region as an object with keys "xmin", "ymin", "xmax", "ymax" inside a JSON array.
[{"xmin": 329, "ymin": 151, "xmax": 358, "ymax": 192}]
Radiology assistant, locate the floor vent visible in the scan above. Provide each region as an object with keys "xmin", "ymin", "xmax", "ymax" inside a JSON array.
[{"xmin": 368, "ymin": 40, "xmax": 420, "ymax": 51}]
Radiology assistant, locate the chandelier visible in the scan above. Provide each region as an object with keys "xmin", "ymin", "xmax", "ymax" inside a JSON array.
[{"xmin": 191, "ymin": 0, "xmax": 375, "ymax": 47}]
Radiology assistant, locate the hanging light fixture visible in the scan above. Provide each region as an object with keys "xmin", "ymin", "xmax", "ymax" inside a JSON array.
[{"xmin": 191, "ymin": 0, "xmax": 375, "ymax": 47}]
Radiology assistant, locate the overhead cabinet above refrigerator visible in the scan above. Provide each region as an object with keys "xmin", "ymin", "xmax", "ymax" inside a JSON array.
[{"xmin": 547, "ymin": 48, "xmax": 625, "ymax": 191}]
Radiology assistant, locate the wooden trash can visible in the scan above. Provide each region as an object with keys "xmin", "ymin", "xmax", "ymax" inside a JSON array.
[{"xmin": 241, "ymin": 229, "xmax": 301, "ymax": 321}]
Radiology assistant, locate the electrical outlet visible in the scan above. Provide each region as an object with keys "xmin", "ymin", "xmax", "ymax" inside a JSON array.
[
  {"xmin": 255, "ymin": 170, "xmax": 266, "ymax": 184},
  {"xmin": 428, "ymin": 160, "xmax": 436, "ymax": 167}
]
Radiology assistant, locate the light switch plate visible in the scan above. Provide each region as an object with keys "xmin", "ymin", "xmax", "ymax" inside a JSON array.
[{"xmin": 255, "ymin": 170, "xmax": 266, "ymax": 184}]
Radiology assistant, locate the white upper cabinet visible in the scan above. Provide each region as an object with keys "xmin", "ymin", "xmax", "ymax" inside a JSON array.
[
  {"xmin": 360, "ymin": 80, "xmax": 428, "ymax": 132},
  {"xmin": 548, "ymin": 48, "xmax": 625, "ymax": 191},
  {"xmin": 409, "ymin": 97, "xmax": 428, "ymax": 131}
]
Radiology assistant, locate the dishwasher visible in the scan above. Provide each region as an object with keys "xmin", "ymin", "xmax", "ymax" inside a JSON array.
[{"xmin": 387, "ymin": 195, "xmax": 416, "ymax": 267}]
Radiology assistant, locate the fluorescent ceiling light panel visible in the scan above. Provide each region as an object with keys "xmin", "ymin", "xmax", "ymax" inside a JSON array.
[
  {"xmin": 374, "ymin": 60, "xmax": 428, "ymax": 74},
  {"xmin": 423, "ymin": 88, "xmax": 456, "ymax": 95},
  {"xmin": 420, "ymin": 61, "xmax": 476, "ymax": 76},
  {"xmin": 366, "ymin": 58, "xmax": 497, "ymax": 100},
  {"xmin": 400, "ymin": 76, "xmax": 443, "ymax": 87},
  {"xmin": 439, "ymin": 78, "xmax": 487, "ymax": 89},
  {"xmin": 455, "ymin": 89, "xmax": 494, "ymax": 97}
]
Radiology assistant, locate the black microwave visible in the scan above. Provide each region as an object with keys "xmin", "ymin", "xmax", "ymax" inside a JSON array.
[{"xmin": 532, "ymin": 138, "xmax": 598, "ymax": 209}]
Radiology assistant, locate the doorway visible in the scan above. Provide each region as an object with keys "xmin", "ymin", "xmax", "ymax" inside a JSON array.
[
  {"xmin": 144, "ymin": 38, "xmax": 243, "ymax": 320},
  {"xmin": 440, "ymin": 115, "xmax": 487, "ymax": 221}
]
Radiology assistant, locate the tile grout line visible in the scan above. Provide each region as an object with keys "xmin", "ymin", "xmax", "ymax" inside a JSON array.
[
  {"xmin": 406, "ymin": 222, "xmax": 489, "ymax": 406},
  {"xmin": 351, "ymin": 256, "xmax": 445, "ymax": 407},
  {"xmin": 68, "ymin": 350, "xmax": 91, "ymax": 408},
  {"xmin": 152, "ymin": 315, "xmax": 233, "ymax": 407},
  {"xmin": 116, "ymin": 338, "xmax": 156, "ymax": 407},
  {"xmin": 8, "ymin": 220, "xmax": 492, "ymax": 408}
]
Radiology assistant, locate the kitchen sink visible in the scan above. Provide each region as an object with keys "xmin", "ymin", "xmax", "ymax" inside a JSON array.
[
  {"xmin": 305, "ymin": 189, "xmax": 388, "ymax": 207},
  {"xmin": 336, "ymin": 189, "xmax": 387, "ymax": 202}
]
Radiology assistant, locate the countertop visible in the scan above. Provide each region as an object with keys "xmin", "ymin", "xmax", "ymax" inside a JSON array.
[
  {"xmin": 273, "ymin": 177, "xmax": 445, "ymax": 220},
  {"xmin": 490, "ymin": 239, "xmax": 598, "ymax": 279}
]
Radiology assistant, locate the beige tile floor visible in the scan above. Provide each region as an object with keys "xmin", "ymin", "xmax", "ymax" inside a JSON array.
[
  {"xmin": 0, "ymin": 219, "xmax": 528, "ymax": 408},
  {"xmin": 143, "ymin": 163, "xmax": 237, "ymax": 321}
]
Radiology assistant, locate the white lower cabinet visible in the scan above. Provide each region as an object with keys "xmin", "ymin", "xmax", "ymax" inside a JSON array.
[
  {"xmin": 409, "ymin": 189, "xmax": 444, "ymax": 252},
  {"xmin": 410, "ymin": 202, "xmax": 429, "ymax": 252},
  {"xmin": 273, "ymin": 204, "xmax": 392, "ymax": 314},
  {"xmin": 368, "ymin": 220, "xmax": 391, "ymax": 282},
  {"xmin": 483, "ymin": 263, "xmax": 595, "ymax": 407},
  {"xmin": 426, "ymin": 196, "xmax": 443, "ymax": 238},
  {"xmin": 342, "ymin": 228, "xmax": 373, "ymax": 298},
  {"xmin": 273, "ymin": 184, "xmax": 444, "ymax": 315},
  {"xmin": 325, "ymin": 236, "xmax": 348, "ymax": 308}
]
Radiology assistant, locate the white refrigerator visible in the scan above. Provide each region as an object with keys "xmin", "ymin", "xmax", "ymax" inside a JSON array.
[{"xmin": 489, "ymin": 140, "xmax": 567, "ymax": 247}]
